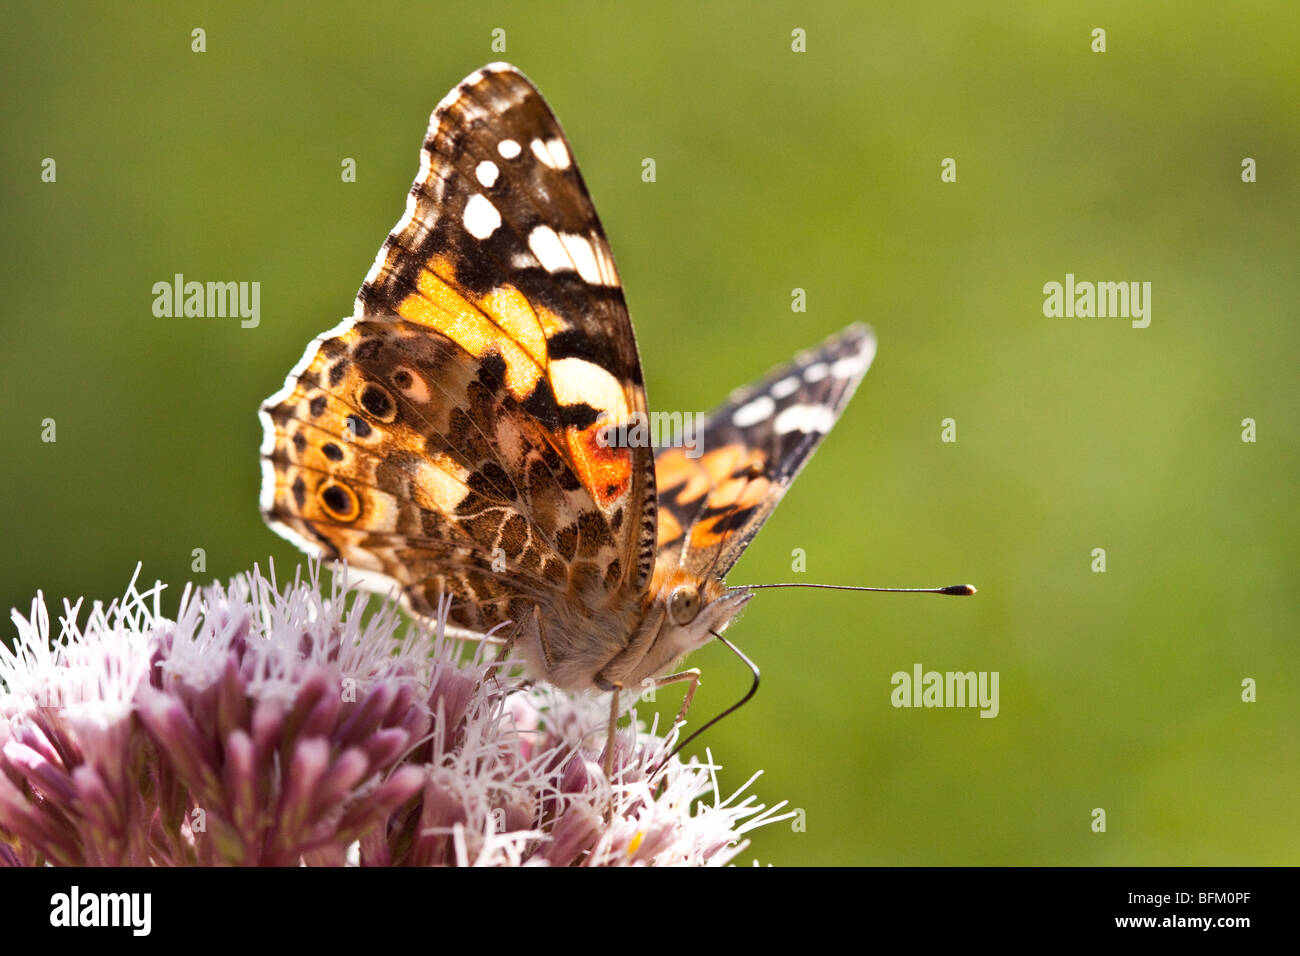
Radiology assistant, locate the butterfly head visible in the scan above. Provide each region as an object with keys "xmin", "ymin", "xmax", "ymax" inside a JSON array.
[{"xmin": 627, "ymin": 568, "xmax": 753, "ymax": 684}]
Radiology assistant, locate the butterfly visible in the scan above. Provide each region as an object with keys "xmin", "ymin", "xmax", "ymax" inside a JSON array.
[{"xmin": 259, "ymin": 63, "xmax": 876, "ymax": 764}]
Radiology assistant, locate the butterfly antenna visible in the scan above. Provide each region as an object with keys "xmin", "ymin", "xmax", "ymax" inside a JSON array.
[
  {"xmin": 663, "ymin": 630, "xmax": 760, "ymax": 766},
  {"xmin": 655, "ymin": 584, "xmax": 975, "ymax": 772},
  {"xmin": 737, "ymin": 582, "xmax": 976, "ymax": 595}
]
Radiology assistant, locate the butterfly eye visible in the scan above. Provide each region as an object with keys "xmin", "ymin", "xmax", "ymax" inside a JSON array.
[{"xmin": 668, "ymin": 585, "xmax": 701, "ymax": 625}]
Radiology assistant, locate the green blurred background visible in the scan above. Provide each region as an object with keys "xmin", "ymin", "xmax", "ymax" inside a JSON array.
[{"xmin": 3, "ymin": 2, "xmax": 1296, "ymax": 865}]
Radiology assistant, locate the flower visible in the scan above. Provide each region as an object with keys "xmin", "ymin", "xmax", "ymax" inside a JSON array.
[{"xmin": 0, "ymin": 562, "xmax": 792, "ymax": 866}]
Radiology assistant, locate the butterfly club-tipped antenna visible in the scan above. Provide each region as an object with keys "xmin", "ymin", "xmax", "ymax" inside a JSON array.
[
  {"xmin": 740, "ymin": 582, "xmax": 976, "ymax": 596},
  {"xmin": 657, "ymin": 580, "xmax": 976, "ymax": 772}
]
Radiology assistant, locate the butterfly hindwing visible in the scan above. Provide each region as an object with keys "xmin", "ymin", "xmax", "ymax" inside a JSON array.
[{"xmin": 653, "ymin": 324, "xmax": 876, "ymax": 580}]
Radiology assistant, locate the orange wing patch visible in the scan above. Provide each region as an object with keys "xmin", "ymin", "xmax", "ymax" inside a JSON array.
[
  {"xmin": 657, "ymin": 445, "xmax": 758, "ymax": 505},
  {"xmin": 475, "ymin": 283, "xmax": 548, "ymax": 365},
  {"xmin": 568, "ymin": 423, "xmax": 632, "ymax": 508},
  {"xmin": 653, "ymin": 442, "xmax": 770, "ymax": 555},
  {"xmin": 392, "ymin": 251, "xmax": 635, "ymax": 512},
  {"xmin": 655, "ymin": 507, "xmax": 683, "ymax": 548},
  {"xmin": 548, "ymin": 357, "xmax": 633, "ymax": 508},
  {"xmin": 396, "ymin": 258, "xmax": 543, "ymax": 402},
  {"xmin": 689, "ymin": 469, "xmax": 771, "ymax": 552}
]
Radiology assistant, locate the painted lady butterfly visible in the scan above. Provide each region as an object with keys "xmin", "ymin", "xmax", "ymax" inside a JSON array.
[{"xmin": 260, "ymin": 63, "xmax": 878, "ymax": 759}]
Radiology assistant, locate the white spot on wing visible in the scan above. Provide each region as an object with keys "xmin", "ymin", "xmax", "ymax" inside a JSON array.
[
  {"xmin": 528, "ymin": 225, "xmax": 568, "ymax": 273},
  {"xmin": 771, "ymin": 376, "xmax": 800, "ymax": 399},
  {"xmin": 803, "ymin": 362, "xmax": 829, "ymax": 383},
  {"xmin": 732, "ymin": 395, "xmax": 776, "ymax": 428},
  {"xmin": 831, "ymin": 351, "xmax": 869, "ymax": 380},
  {"xmin": 549, "ymin": 358, "xmax": 630, "ymax": 422},
  {"xmin": 774, "ymin": 403, "xmax": 836, "ymax": 435},
  {"xmin": 527, "ymin": 226, "xmax": 619, "ymax": 286},
  {"xmin": 498, "ymin": 138, "xmax": 522, "ymax": 159},
  {"xmin": 476, "ymin": 160, "xmax": 499, "ymax": 188},
  {"xmin": 560, "ymin": 233, "xmax": 600, "ymax": 285},
  {"xmin": 464, "ymin": 194, "xmax": 501, "ymax": 239},
  {"xmin": 531, "ymin": 137, "xmax": 571, "ymax": 170},
  {"xmin": 597, "ymin": 239, "xmax": 620, "ymax": 285},
  {"xmin": 549, "ymin": 138, "xmax": 571, "ymax": 168}
]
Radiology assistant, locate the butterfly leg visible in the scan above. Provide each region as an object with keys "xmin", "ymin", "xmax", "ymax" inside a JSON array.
[
  {"xmin": 483, "ymin": 617, "xmax": 523, "ymax": 684},
  {"xmin": 531, "ymin": 604, "xmax": 556, "ymax": 670},
  {"xmin": 500, "ymin": 608, "xmax": 545, "ymax": 706},
  {"xmin": 602, "ymin": 685, "xmax": 622, "ymax": 783},
  {"xmin": 594, "ymin": 685, "xmax": 621, "ymax": 824},
  {"xmin": 488, "ymin": 604, "xmax": 555, "ymax": 682},
  {"xmin": 600, "ymin": 669, "xmax": 700, "ymax": 787},
  {"xmin": 648, "ymin": 668, "xmax": 702, "ymax": 735}
]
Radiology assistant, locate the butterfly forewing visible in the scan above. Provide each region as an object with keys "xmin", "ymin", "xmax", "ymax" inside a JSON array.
[{"xmin": 653, "ymin": 324, "xmax": 876, "ymax": 580}]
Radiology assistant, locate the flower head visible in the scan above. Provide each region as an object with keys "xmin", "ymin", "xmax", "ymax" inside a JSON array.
[{"xmin": 1, "ymin": 562, "xmax": 791, "ymax": 866}]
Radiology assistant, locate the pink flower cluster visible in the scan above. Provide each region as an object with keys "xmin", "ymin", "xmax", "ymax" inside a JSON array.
[{"xmin": 0, "ymin": 565, "xmax": 789, "ymax": 866}]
